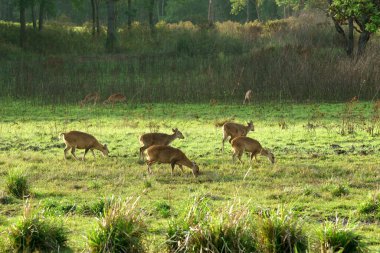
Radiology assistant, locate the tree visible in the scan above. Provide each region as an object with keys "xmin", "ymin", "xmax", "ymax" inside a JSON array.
[
  {"xmin": 19, "ymin": 0, "xmax": 27, "ymax": 47},
  {"xmin": 329, "ymin": 0, "xmax": 380, "ymax": 56},
  {"xmin": 90, "ymin": 0, "xmax": 100, "ymax": 36},
  {"xmin": 38, "ymin": 0, "xmax": 45, "ymax": 31},
  {"xmin": 106, "ymin": 0, "xmax": 117, "ymax": 52}
]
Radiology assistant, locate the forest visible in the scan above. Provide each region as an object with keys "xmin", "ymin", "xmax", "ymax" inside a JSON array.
[{"xmin": 0, "ymin": 0, "xmax": 380, "ymax": 252}]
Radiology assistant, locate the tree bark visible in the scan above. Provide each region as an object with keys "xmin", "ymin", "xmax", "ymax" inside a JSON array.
[
  {"xmin": 148, "ymin": 0, "xmax": 155, "ymax": 31},
  {"xmin": 38, "ymin": 0, "xmax": 45, "ymax": 31},
  {"xmin": 127, "ymin": 0, "xmax": 132, "ymax": 29},
  {"xmin": 246, "ymin": 0, "xmax": 250, "ymax": 22},
  {"xmin": 106, "ymin": 0, "xmax": 117, "ymax": 52},
  {"xmin": 91, "ymin": 0, "xmax": 96, "ymax": 35},
  {"xmin": 95, "ymin": 0, "xmax": 100, "ymax": 35},
  {"xmin": 19, "ymin": 0, "xmax": 26, "ymax": 47},
  {"xmin": 346, "ymin": 17, "xmax": 354, "ymax": 56},
  {"xmin": 31, "ymin": 1, "xmax": 37, "ymax": 30},
  {"xmin": 358, "ymin": 30, "xmax": 370, "ymax": 56},
  {"xmin": 208, "ymin": 0, "xmax": 213, "ymax": 24}
]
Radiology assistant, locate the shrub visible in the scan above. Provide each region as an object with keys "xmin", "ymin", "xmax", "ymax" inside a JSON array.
[
  {"xmin": 256, "ymin": 207, "xmax": 308, "ymax": 253},
  {"xmin": 317, "ymin": 219, "xmax": 368, "ymax": 253},
  {"xmin": 8, "ymin": 201, "xmax": 68, "ymax": 252},
  {"xmin": 6, "ymin": 169, "xmax": 29, "ymax": 199},
  {"xmin": 167, "ymin": 197, "xmax": 258, "ymax": 252},
  {"xmin": 87, "ymin": 196, "xmax": 146, "ymax": 253}
]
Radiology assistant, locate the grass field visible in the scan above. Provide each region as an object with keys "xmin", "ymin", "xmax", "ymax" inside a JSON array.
[{"xmin": 0, "ymin": 100, "xmax": 379, "ymax": 252}]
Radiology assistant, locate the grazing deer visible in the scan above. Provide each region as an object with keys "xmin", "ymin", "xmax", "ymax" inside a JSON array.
[
  {"xmin": 103, "ymin": 93, "xmax": 126, "ymax": 107},
  {"xmin": 59, "ymin": 131, "xmax": 109, "ymax": 161},
  {"xmin": 79, "ymin": 92, "xmax": 100, "ymax": 107},
  {"xmin": 139, "ymin": 128, "xmax": 184, "ymax": 161},
  {"xmin": 374, "ymin": 100, "xmax": 380, "ymax": 112},
  {"xmin": 222, "ymin": 121, "xmax": 254, "ymax": 151},
  {"xmin": 231, "ymin": 136, "xmax": 275, "ymax": 164},
  {"xmin": 243, "ymin": 90, "xmax": 253, "ymax": 104},
  {"xmin": 145, "ymin": 145, "xmax": 199, "ymax": 177},
  {"xmin": 349, "ymin": 96, "xmax": 358, "ymax": 103}
]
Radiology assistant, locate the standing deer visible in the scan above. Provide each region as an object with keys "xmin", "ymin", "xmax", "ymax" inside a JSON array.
[
  {"xmin": 79, "ymin": 92, "xmax": 100, "ymax": 107},
  {"xmin": 231, "ymin": 136, "xmax": 275, "ymax": 164},
  {"xmin": 145, "ymin": 145, "xmax": 199, "ymax": 177},
  {"xmin": 243, "ymin": 90, "xmax": 253, "ymax": 104},
  {"xmin": 59, "ymin": 131, "xmax": 109, "ymax": 161},
  {"xmin": 103, "ymin": 93, "xmax": 126, "ymax": 107},
  {"xmin": 139, "ymin": 128, "xmax": 184, "ymax": 161},
  {"xmin": 222, "ymin": 121, "xmax": 254, "ymax": 151}
]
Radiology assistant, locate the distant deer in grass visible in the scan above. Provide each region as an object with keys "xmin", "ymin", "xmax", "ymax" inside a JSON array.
[
  {"xmin": 139, "ymin": 128, "xmax": 184, "ymax": 161},
  {"xmin": 103, "ymin": 93, "xmax": 126, "ymax": 107},
  {"xmin": 231, "ymin": 136, "xmax": 275, "ymax": 164},
  {"xmin": 349, "ymin": 96, "xmax": 359, "ymax": 103},
  {"xmin": 243, "ymin": 90, "xmax": 253, "ymax": 105},
  {"xmin": 79, "ymin": 92, "xmax": 100, "ymax": 107},
  {"xmin": 374, "ymin": 100, "xmax": 380, "ymax": 112},
  {"xmin": 222, "ymin": 121, "xmax": 254, "ymax": 151}
]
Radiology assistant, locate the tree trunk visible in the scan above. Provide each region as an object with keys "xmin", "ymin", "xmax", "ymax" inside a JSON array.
[
  {"xmin": 254, "ymin": 0, "xmax": 260, "ymax": 21},
  {"xmin": 106, "ymin": 0, "xmax": 116, "ymax": 52},
  {"xmin": 358, "ymin": 30, "xmax": 371, "ymax": 56},
  {"xmin": 161, "ymin": 0, "xmax": 165, "ymax": 17},
  {"xmin": 148, "ymin": 0, "xmax": 155, "ymax": 31},
  {"xmin": 246, "ymin": 0, "xmax": 250, "ymax": 22},
  {"xmin": 346, "ymin": 17, "xmax": 354, "ymax": 56},
  {"xmin": 208, "ymin": 0, "xmax": 213, "ymax": 24},
  {"xmin": 95, "ymin": 0, "xmax": 100, "ymax": 35},
  {"xmin": 127, "ymin": 0, "xmax": 132, "ymax": 29},
  {"xmin": 38, "ymin": 0, "xmax": 45, "ymax": 31},
  {"xmin": 91, "ymin": 0, "xmax": 96, "ymax": 36},
  {"xmin": 19, "ymin": 0, "xmax": 26, "ymax": 47},
  {"xmin": 31, "ymin": 1, "xmax": 36, "ymax": 30}
]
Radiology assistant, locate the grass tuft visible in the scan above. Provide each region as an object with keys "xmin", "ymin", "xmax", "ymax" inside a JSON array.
[
  {"xmin": 8, "ymin": 201, "xmax": 68, "ymax": 252},
  {"xmin": 87, "ymin": 196, "xmax": 146, "ymax": 253},
  {"xmin": 6, "ymin": 169, "xmax": 30, "ymax": 199},
  {"xmin": 317, "ymin": 218, "xmax": 368, "ymax": 253}
]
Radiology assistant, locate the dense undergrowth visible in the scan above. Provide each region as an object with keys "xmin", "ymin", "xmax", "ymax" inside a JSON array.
[{"xmin": 1, "ymin": 11, "xmax": 380, "ymax": 103}]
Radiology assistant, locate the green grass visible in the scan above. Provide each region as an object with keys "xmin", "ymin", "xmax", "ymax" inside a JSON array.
[{"xmin": 0, "ymin": 101, "xmax": 379, "ymax": 252}]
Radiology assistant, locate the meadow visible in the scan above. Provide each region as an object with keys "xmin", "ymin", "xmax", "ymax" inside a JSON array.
[{"xmin": 0, "ymin": 100, "xmax": 379, "ymax": 252}]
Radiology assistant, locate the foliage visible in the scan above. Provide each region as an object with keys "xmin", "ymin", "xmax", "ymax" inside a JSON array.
[
  {"xmin": 87, "ymin": 196, "xmax": 146, "ymax": 253},
  {"xmin": 317, "ymin": 218, "xmax": 368, "ymax": 253},
  {"xmin": 6, "ymin": 168, "xmax": 29, "ymax": 199},
  {"xmin": 8, "ymin": 201, "xmax": 68, "ymax": 252}
]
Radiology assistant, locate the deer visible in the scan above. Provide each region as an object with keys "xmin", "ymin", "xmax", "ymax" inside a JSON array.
[
  {"xmin": 79, "ymin": 92, "xmax": 100, "ymax": 107},
  {"xmin": 59, "ymin": 131, "xmax": 109, "ymax": 161},
  {"xmin": 145, "ymin": 145, "xmax": 199, "ymax": 177},
  {"xmin": 222, "ymin": 121, "xmax": 254, "ymax": 151},
  {"xmin": 243, "ymin": 90, "xmax": 253, "ymax": 105},
  {"xmin": 231, "ymin": 136, "xmax": 275, "ymax": 164},
  {"xmin": 139, "ymin": 128, "xmax": 184, "ymax": 161},
  {"xmin": 103, "ymin": 93, "xmax": 126, "ymax": 107}
]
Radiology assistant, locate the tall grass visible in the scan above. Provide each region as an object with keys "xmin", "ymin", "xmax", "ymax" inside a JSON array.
[
  {"xmin": 317, "ymin": 218, "xmax": 368, "ymax": 253},
  {"xmin": 8, "ymin": 201, "xmax": 68, "ymax": 252},
  {"xmin": 6, "ymin": 168, "xmax": 29, "ymax": 199},
  {"xmin": 87, "ymin": 196, "xmax": 146, "ymax": 253},
  {"xmin": 1, "ymin": 12, "xmax": 380, "ymax": 103}
]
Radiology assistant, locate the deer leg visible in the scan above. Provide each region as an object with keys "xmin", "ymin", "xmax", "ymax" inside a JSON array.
[
  {"xmin": 83, "ymin": 148, "xmax": 90, "ymax": 161},
  {"xmin": 147, "ymin": 161, "xmax": 154, "ymax": 174},
  {"xmin": 170, "ymin": 161, "xmax": 176, "ymax": 176},
  {"xmin": 91, "ymin": 149, "xmax": 96, "ymax": 159},
  {"xmin": 140, "ymin": 146, "xmax": 147, "ymax": 161},
  {"xmin": 64, "ymin": 146, "xmax": 70, "ymax": 160},
  {"xmin": 71, "ymin": 147, "xmax": 79, "ymax": 160},
  {"xmin": 222, "ymin": 134, "xmax": 229, "ymax": 152},
  {"xmin": 237, "ymin": 151, "xmax": 243, "ymax": 164},
  {"xmin": 178, "ymin": 165, "xmax": 184, "ymax": 173}
]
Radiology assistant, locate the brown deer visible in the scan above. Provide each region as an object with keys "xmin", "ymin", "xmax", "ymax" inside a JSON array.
[
  {"xmin": 374, "ymin": 100, "xmax": 380, "ymax": 112},
  {"xmin": 79, "ymin": 92, "xmax": 100, "ymax": 107},
  {"xmin": 103, "ymin": 93, "xmax": 126, "ymax": 107},
  {"xmin": 243, "ymin": 90, "xmax": 253, "ymax": 104},
  {"xmin": 139, "ymin": 128, "xmax": 184, "ymax": 161},
  {"xmin": 145, "ymin": 145, "xmax": 199, "ymax": 177},
  {"xmin": 222, "ymin": 121, "xmax": 254, "ymax": 151},
  {"xmin": 59, "ymin": 131, "xmax": 109, "ymax": 161},
  {"xmin": 231, "ymin": 136, "xmax": 275, "ymax": 164}
]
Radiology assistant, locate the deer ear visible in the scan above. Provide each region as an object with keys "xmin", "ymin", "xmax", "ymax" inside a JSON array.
[{"xmin": 172, "ymin": 128, "xmax": 175, "ymax": 132}]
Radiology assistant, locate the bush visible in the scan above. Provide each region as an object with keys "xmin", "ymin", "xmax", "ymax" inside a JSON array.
[
  {"xmin": 8, "ymin": 201, "xmax": 68, "ymax": 252},
  {"xmin": 167, "ymin": 197, "xmax": 258, "ymax": 252},
  {"xmin": 6, "ymin": 169, "xmax": 29, "ymax": 199},
  {"xmin": 256, "ymin": 207, "xmax": 308, "ymax": 253},
  {"xmin": 87, "ymin": 196, "xmax": 146, "ymax": 253},
  {"xmin": 317, "ymin": 219, "xmax": 368, "ymax": 253}
]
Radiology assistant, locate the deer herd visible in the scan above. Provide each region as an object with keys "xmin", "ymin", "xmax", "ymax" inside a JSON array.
[{"xmin": 61, "ymin": 90, "xmax": 272, "ymax": 177}]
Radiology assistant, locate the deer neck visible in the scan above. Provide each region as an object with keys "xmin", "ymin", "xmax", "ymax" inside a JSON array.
[{"xmin": 178, "ymin": 157, "xmax": 193, "ymax": 169}]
